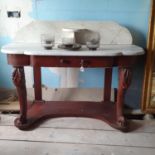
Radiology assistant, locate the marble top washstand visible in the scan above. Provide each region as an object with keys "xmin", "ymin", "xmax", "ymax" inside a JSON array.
[
  {"xmin": 0, "ymin": 21, "xmax": 145, "ymax": 131},
  {"xmin": 1, "ymin": 21, "xmax": 144, "ymax": 56}
]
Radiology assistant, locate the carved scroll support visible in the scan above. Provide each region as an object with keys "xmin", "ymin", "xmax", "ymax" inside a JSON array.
[
  {"xmin": 12, "ymin": 67, "xmax": 27, "ymax": 124},
  {"xmin": 116, "ymin": 67, "xmax": 132, "ymax": 128}
]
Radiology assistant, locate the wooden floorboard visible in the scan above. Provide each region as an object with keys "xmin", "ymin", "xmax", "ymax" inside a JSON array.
[
  {"xmin": 0, "ymin": 114, "xmax": 155, "ymax": 155},
  {"xmin": 0, "ymin": 140, "xmax": 155, "ymax": 155},
  {"xmin": 0, "ymin": 114, "xmax": 115, "ymax": 130},
  {"xmin": 1, "ymin": 114, "xmax": 155, "ymax": 133},
  {"xmin": 1, "ymin": 126, "xmax": 155, "ymax": 147}
]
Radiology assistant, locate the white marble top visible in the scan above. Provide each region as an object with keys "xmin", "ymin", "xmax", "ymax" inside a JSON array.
[
  {"xmin": 1, "ymin": 21, "xmax": 144, "ymax": 56},
  {"xmin": 13, "ymin": 21, "xmax": 133, "ymax": 45},
  {"xmin": 1, "ymin": 43, "xmax": 144, "ymax": 56}
]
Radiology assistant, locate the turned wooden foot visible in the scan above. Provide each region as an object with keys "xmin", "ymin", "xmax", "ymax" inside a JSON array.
[
  {"xmin": 12, "ymin": 67, "xmax": 27, "ymax": 125},
  {"xmin": 116, "ymin": 67, "xmax": 132, "ymax": 130}
]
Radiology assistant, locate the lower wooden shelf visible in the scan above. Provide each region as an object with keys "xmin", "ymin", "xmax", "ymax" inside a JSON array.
[{"xmin": 14, "ymin": 101, "xmax": 127, "ymax": 132}]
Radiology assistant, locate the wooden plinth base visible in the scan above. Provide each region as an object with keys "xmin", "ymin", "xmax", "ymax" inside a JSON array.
[{"xmin": 14, "ymin": 101, "xmax": 127, "ymax": 132}]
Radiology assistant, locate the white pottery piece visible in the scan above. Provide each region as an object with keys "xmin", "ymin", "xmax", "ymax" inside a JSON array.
[
  {"xmin": 61, "ymin": 28, "xmax": 76, "ymax": 45},
  {"xmin": 75, "ymin": 29, "xmax": 100, "ymax": 45}
]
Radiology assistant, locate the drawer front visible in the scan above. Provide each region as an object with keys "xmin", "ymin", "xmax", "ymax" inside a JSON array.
[
  {"xmin": 114, "ymin": 56, "xmax": 137, "ymax": 67},
  {"xmin": 31, "ymin": 56, "xmax": 114, "ymax": 68},
  {"xmin": 7, "ymin": 54, "xmax": 30, "ymax": 66}
]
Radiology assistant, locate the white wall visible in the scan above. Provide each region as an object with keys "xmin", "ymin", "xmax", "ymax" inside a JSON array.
[{"xmin": 0, "ymin": 0, "xmax": 34, "ymax": 87}]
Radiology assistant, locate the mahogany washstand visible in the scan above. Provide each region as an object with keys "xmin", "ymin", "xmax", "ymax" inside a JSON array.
[{"xmin": 6, "ymin": 53, "xmax": 137, "ymax": 131}]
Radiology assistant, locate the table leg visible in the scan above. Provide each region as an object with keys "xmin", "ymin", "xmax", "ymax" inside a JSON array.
[
  {"xmin": 116, "ymin": 67, "xmax": 132, "ymax": 128},
  {"xmin": 33, "ymin": 67, "xmax": 42, "ymax": 101},
  {"xmin": 104, "ymin": 68, "xmax": 112, "ymax": 102},
  {"xmin": 12, "ymin": 67, "xmax": 27, "ymax": 124}
]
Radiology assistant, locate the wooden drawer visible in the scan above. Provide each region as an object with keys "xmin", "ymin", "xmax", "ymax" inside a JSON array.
[
  {"xmin": 30, "ymin": 56, "xmax": 114, "ymax": 68},
  {"xmin": 7, "ymin": 54, "xmax": 30, "ymax": 66}
]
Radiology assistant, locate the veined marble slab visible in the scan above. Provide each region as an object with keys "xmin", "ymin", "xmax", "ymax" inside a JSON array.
[
  {"xmin": 13, "ymin": 21, "xmax": 132, "ymax": 45},
  {"xmin": 1, "ymin": 43, "xmax": 144, "ymax": 56},
  {"xmin": 1, "ymin": 21, "xmax": 144, "ymax": 56}
]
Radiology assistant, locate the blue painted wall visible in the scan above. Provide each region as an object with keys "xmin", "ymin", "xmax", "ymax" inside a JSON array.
[
  {"xmin": 31, "ymin": 0, "xmax": 150, "ymax": 46},
  {"xmin": 42, "ymin": 67, "xmax": 60, "ymax": 88},
  {"xmin": 0, "ymin": 37, "xmax": 14, "ymax": 88},
  {"xmin": 0, "ymin": 0, "xmax": 151, "ymax": 108}
]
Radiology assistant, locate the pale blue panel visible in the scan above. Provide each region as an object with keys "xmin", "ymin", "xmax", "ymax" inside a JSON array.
[
  {"xmin": 35, "ymin": 0, "xmax": 108, "ymax": 11},
  {"xmin": 41, "ymin": 68, "xmax": 60, "ymax": 88},
  {"xmin": 0, "ymin": 36, "xmax": 14, "ymax": 88},
  {"xmin": 79, "ymin": 68, "xmax": 118, "ymax": 88},
  {"xmin": 112, "ymin": 68, "xmax": 118, "ymax": 88},
  {"xmin": 79, "ymin": 68, "xmax": 104, "ymax": 88},
  {"xmin": 108, "ymin": 0, "xmax": 150, "ymax": 12}
]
